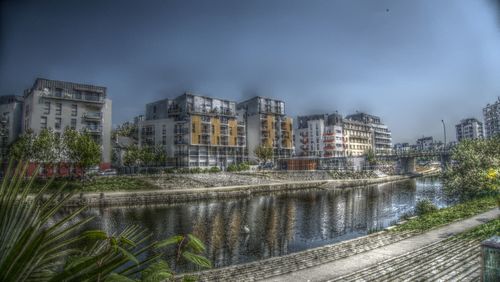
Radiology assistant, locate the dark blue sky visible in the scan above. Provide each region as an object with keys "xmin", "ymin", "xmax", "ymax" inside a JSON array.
[{"xmin": 1, "ymin": 0, "xmax": 500, "ymax": 143}]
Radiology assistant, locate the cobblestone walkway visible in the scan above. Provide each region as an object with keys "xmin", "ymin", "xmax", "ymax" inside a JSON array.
[{"xmin": 328, "ymin": 237, "xmax": 482, "ymax": 282}]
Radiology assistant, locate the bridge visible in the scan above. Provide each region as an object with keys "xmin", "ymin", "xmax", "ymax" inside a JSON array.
[{"xmin": 376, "ymin": 149, "xmax": 453, "ymax": 174}]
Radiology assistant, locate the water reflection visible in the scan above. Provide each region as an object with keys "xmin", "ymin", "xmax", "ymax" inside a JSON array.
[{"xmin": 79, "ymin": 177, "xmax": 446, "ymax": 271}]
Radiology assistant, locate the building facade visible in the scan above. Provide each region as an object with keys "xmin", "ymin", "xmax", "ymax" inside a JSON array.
[
  {"xmin": 295, "ymin": 113, "xmax": 344, "ymax": 157},
  {"xmin": 416, "ymin": 136, "xmax": 434, "ymax": 151},
  {"xmin": 23, "ymin": 78, "xmax": 112, "ymax": 164},
  {"xmin": 345, "ymin": 112, "xmax": 392, "ymax": 155},
  {"xmin": 483, "ymin": 97, "xmax": 500, "ymax": 138},
  {"xmin": 343, "ymin": 119, "xmax": 373, "ymax": 156},
  {"xmin": 139, "ymin": 93, "xmax": 247, "ymax": 167},
  {"xmin": 455, "ymin": 118, "xmax": 484, "ymax": 142},
  {"xmin": 237, "ymin": 97, "xmax": 293, "ymax": 161},
  {"xmin": 0, "ymin": 95, "xmax": 23, "ymax": 161}
]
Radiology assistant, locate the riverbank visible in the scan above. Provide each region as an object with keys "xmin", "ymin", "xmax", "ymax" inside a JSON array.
[
  {"xmin": 178, "ymin": 207, "xmax": 499, "ymax": 282},
  {"xmin": 62, "ymin": 174, "xmax": 416, "ymax": 207}
]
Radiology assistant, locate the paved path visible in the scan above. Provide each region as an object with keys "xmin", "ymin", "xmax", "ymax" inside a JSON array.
[{"xmin": 262, "ymin": 208, "xmax": 499, "ymax": 282}]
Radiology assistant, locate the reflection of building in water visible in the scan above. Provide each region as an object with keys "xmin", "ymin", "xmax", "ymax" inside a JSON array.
[{"xmin": 77, "ymin": 178, "xmax": 436, "ymax": 272}]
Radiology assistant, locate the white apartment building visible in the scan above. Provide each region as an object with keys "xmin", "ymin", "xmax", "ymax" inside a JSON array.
[
  {"xmin": 295, "ymin": 113, "xmax": 344, "ymax": 157},
  {"xmin": 455, "ymin": 118, "xmax": 484, "ymax": 142},
  {"xmin": 139, "ymin": 93, "xmax": 247, "ymax": 168},
  {"xmin": 23, "ymin": 78, "xmax": 112, "ymax": 164},
  {"xmin": 483, "ymin": 97, "xmax": 500, "ymax": 138},
  {"xmin": 237, "ymin": 97, "xmax": 293, "ymax": 161},
  {"xmin": 0, "ymin": 95, "xmax": 23, "ymax": 161},
  {"xmin": 345, "ymin": 112, "xmax": 392, "ymax": 155}
]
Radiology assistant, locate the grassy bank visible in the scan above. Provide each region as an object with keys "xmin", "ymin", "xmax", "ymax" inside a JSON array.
[
  {"xmin": 31, "ymin": 176, "xmax": 159, "ymax": 193},
  {"xmin": 457, "ymin": 217, "xmax": 500, "ymax": 240},
  {"xmin": 393, "ymin": 196, "xmax": 498, "ymax": 232}
]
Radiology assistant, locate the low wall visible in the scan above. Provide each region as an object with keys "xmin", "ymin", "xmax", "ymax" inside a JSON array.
[{"xmin": 63, "ymin": 175, "xmax": 413, "ymax": 207}]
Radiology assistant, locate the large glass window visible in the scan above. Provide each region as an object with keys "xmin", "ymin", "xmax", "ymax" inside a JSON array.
[
  {"xmin": 55, "ymin": 117, "xmax": 61, "ymax": 130},
  {"xmin": 40, "ymin": 116, "xmax": 47, "ymax": 129},
  {"xmin": 56, "ymin": 103, "xmax": 62, "ymax": 115},
  {"xmin": 43, "ymin": 102, "xmax": 50, "ymax": 114}
]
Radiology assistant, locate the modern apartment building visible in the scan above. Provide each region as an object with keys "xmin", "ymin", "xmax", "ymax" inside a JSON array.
[
  {"xmin": 139, "ymin": 93, "xmax": 247, "ymax": 167},
  {"xmin": 23, "ymin": 78, "xmax": 112, "ymax": 164},
  {"xmin": 343, "ymin": 118, "xmax": 372, "ymax": 156},
  {"xmin": 345, "ymin": 112, "xmax": 392, "ymax": 155},
  {"xmin": 295, "ymin": 113, "xmax": 344, "ymax": 157},
  {"xmin": 455, "ymin": 118, "xmax": 484, "ymax": 142},
  {"xmin": 483, "ymin": 97, "xmax": 500, "ymax": 138},
  {"xmin": 416, "ymin": 136, "xmax": 434, "ymax": 151},
  {"xmin": 237, "ymin": 96, "xmax": 293, "ymax": 161},
  {"xmin": 0, "ymin": 95, "xmax": 23, "ymax": 161}
]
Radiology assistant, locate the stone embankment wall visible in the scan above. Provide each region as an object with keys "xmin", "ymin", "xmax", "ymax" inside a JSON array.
[
  {"xmin": 177, "ymin": 230, "xmax": 416, "ymax": 282},
  {"xmin": 64, "ymin": 175, "xmax": 412, "ymax": 207}
]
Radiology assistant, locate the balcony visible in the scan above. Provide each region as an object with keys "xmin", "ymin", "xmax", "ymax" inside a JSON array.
[
  {"xmin": 174, "ymin": 128, "xmax": 189, "ymax": 135},
  {"xmin": 84, "ymin": 126, "xmax": 102, "ymax": 134},
  {"xmin": 83, "ymin": 112, "xmax": 102, "ymax": 120},
  {"xmin": 40, "ymin": 92, "xmax": 105, "ymax": 104}
]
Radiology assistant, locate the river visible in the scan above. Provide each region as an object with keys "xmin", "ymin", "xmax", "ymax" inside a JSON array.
[{"xmin": 78, "ymin": 176, "xmax": 447, "ymax": 272}]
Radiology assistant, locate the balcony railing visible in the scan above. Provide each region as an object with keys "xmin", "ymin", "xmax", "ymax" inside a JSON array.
[
  {"xmin": 83, "ymin": 112, "xmax": 102, "ymax": 120},
  {"xmin": 40, "ymin": 92, "xmax": 105, "ymax": 104},
  {"xmin": 84, "ymin": 126, "xmax": 102, "ymax": 133}
]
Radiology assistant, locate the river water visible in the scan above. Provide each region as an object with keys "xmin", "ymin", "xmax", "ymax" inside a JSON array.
[{"xmin": 79, "ymin": 176, "xmax": 447, "ymax": 272}]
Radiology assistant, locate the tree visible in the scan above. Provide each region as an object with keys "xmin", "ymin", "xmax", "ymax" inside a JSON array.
[
  {"xmin": 123, "ymin": 145, "xmax": 141, "ymax": 167},
  {"xmin": 254, "ymin": 145, "xmax": 274, "ymax": 164},
  {"xmin": 443, "ymin": 136, "xmax": 500, "ymax": 200},
  {"xmin": 64, "ymin": 129, "xmax": 101, "ymax": 179},
  {"xmin": 9, "ymin": 130, "xmax": 36, "ymax": 161},
  {"xmin": 365, "ymin": 148, "xmax": 377, "ymax": 167}
]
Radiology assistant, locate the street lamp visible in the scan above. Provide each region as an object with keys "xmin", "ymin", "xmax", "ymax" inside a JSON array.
[{"xmin": 441, "ymin": 120, "xmax": 447, "ymax": 149}]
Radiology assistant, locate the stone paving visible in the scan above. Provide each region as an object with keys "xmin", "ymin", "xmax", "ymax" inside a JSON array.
[
  {"xmin": 328, "ymin": 237, "xmax": 482, "ymax": 282},
  {"xmin": 178, "ymin": 208, "xmax": 497, "ymax": 282}
]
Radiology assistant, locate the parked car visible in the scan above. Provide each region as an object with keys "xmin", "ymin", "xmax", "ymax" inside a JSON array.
[{"xmin": 99, "ymin": 169, "xmax": 117, "ymax": 176}]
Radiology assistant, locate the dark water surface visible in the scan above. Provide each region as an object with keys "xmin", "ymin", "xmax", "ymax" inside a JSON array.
[{"xmin": 78, "ymin": 177, "xmax": 446, "ymax": 272}]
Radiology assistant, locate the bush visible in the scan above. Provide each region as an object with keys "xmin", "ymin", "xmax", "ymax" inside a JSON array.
[
  {"xmin": 227, "ymin": 162, "xmax": 250, "ymax": 172},
  {"xmin": 415, "ymin": 199, "xmax": 438, "ymax": 216},
  {"xmin": 208, "ymin": 166, "xmax": 221, "ymax": 173}
]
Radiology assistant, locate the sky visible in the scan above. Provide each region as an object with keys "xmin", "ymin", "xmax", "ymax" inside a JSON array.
[{"xmin": 1, "ymin": 0, "xmax": 500, "ymax": 143}]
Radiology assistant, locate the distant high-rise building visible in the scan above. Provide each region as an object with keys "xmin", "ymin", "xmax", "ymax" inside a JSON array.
[
  {"xmin": 416, "ymin": 136, "xmax": 434, "ymax": 151},
  {"xmin": 345, "ymin": 112, "xmax": 392, "ymax": 155},
  {"xmin": 23, "ymin": 78, "xmax": 112, "ymax": 165},
  {"xmin": 139, "ymin": 93, "xmax": 247, "ymax": 167},
  {"xmin": 455, "ymin": 118, "xmax": 484, "ymax": 142},
  {"xmin": 483, "ymin": 97, "xmax": 500, "ymax": 138},
  {"xmin": 237, "ymin": 97, "xmax": 293, "ymax": 161},
  {"xmin": 295, "ymin": 113, "xmax": 344, "ymax": 157},
  {"xmin": 0, "ymin": 95, "xmax": 23, "ymax": 161}
]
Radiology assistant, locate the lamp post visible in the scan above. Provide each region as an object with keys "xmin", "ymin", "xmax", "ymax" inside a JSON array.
[{"xmin": 441, "ymin": 120, "xmax": 447, "ymax": 149}]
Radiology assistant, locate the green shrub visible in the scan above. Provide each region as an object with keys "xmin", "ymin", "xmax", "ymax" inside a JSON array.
[
  {"xmin": 209, "ymin": 166, "xmax": 221, "ymax": 173},
  {"xmin": 227, "ymin": 163, "xmax": 238, "ymax": 172},
  {"xmin": 415, "ymin": 199, "xmax": 438, "ymax": 216}
]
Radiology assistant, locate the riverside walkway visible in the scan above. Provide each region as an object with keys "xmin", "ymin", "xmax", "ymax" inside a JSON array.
[{"xmin": 263, "ymin": 208, "xmax": 499, "ymax": 282}]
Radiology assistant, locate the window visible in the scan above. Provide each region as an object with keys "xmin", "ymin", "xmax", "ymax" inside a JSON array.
[
  {"xmin": 55, "ymin": 88, "xmax": 62, "ymax": 97},
  {"xmin": 71, "ymin": 118, "xmax": 77, "ymax": 129},
  {"xmin": 43, "ymin": 102, "xmax": 50, "ymax": 114},
  {"xmin": 40, "ymin": 116, "xmax": 47, "ymax": 129},
  {"xmin": 71, "ymin": 104, "xmax": 77, "ymax": 116},
  {"xmin": 55, "ymin": 117, "xmax": 61, "ymax": 130},
  {"xmin": 162, "ymin": 135, "xmax": 167, "ymax": 145},
  {"xmin": 25, "ymin": 104, "xmax": 30, "ymax": 117},
  {"xmin": 192, "ymin": 123, "xmax": 196, "ymax": 133},
  {"xmin": 211, "ymin": 125, "xmax": 215, "ymax": 134},
  {"xmin": 74, "ymin": 91, "xmax": 82, "ymax": 99},
  {"xmin": 56, "ymin": 103, "xmax": 62, "ymax": 115}
]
